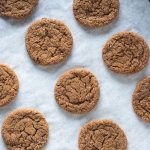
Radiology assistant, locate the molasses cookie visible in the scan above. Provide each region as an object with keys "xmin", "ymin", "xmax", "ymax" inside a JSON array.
[
  {"xmin": 79, "ymin": 120, "xmax": 127, "ymax": 150},
  {"xmin": 0, "ymin": 0, "xmax": 38, "ymax": 19},
  {"xmin": 2, "ymin": 108, "xmax": 49, "ymax": 150},
  {"xmin": 102, "ymin": 32, "xmax": 149, "ymax": 74},
  {"xmin": 132, "ymin": 76, "xmax": 150, "ymax": 123},
  {"xmin": 73, "ymin": 0, "xmax": 119, "ymax": 28},
  {"xmin": 26, "ymin": 18, "xmax": 73, "ymax": 65},
  {"xmin": 55, "ymin": 68, "xmax": 100, "ymax": 114},
  {"xmin": 0, "ymin": 64, "xmax": 19, "ymax": 107}
]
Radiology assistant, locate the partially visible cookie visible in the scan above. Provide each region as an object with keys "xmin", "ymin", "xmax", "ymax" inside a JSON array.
[
  {"xmin": 2, "ymin": 108, "xmax": 49, "ymax": 150},
  {"xmin": 132, "ymin": 76, "xmax": 150, "ymax": 123},
  {"xmin": 0, "ymin": 64, "xmax": 19, "ymax": 107},
  {"xmin": 79, "ymin": 120, "xmax": 127, "ymax": 150},
  {"xmin": 26, "ymin": 18, "xmax": 73, "ymax": 65},
  {"xmin": 0, "ymin": 0, "xmax": 38, "ymax": 19},
  {"xmin": 102, "ymin": 32, "xmax": 149, "ymax": 74},
  {"xmin": 55, "ymin": 68, "xmax": 100, "ymax": 114},
  {"xmin": 73, "ymin": 0, "xmax": 119, "ymax": 28}
]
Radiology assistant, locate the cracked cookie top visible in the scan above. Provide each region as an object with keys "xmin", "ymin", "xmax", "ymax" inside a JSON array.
[
  {"xmin": 132, "ymin": 76, "xmax": 150, "ymax": 123},
  {"xmin": 79, "ymin": 120, "xmax": 127, "ymax": 150},
  {"xmin": 0, "ymin": 64, "xmax": 19, "ymax": 107},
  {"xmin": 0, "ymin": 0, "xmax": 38, "ymax": 19},
  {"xmin": 55, "ymin": 68, "xmax": 100, "ymax": 114},
  {"xmin": 73, "ymin": 0, "xmax": 119, "ymax": 28},
  {"xmin": 102, "ymin": 32, "xmax": 149, "ymax": 74},
  {"xmin": 26, "ymin": 18, "xmax": 73, "ymax": 65},
  {"xmin": 2, "ymin": 108, "xmax": 49, "ymax": 150}
]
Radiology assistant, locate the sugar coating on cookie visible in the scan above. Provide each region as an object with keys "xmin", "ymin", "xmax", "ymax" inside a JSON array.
[
  {"xmin": 2, "ymin": 108, "xmax": 49, "ymax": 150},
  {"xmin": 132, "ymin": 76, "xmax": 150, "ymax": 123},
  {"xmin": 55, "ymin": 68, "xmax": 100, "ymax": 114},
  {"xmin": 73, "ymin": 0, "xmax": 119, "ymax": 28},
  {"xmin": 0, "ymin": 0, "xmax": 38, "ymax": 19},
  {"xmin": 0, "ymin": 64, "xmax": 19, "ymax": 107},
  {"xmin": 79, "ymin": 120, "xmax": 127, "ymax": 150},
  {"xmin": 102, "ymin": 32, "xmax": 149, "ymax": 74},
  {"xmin": 26, "ymin": 18, "xmax": 73, "ymax": 65}
]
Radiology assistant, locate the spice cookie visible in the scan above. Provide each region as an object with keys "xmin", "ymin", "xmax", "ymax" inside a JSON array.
[
  {"xmin": 55, "ymin": 68, "xmax": 100, "ymax": 114},
  {"xmin": 2, "ymin": 108, "xmax": 49, "ymax": 150},
  {"xmin": 0, "ymin": 0, "xmax": 38, "ymax": 19},
  {"xmin": 73, "ymin": 0, "xmax": 119, "ymax": 28},
  {"xmin": 102, "ymin": 32, "xmax": 149, "ymax": 74},
  {"xmin": 132, "ymin": 76, "xmax": 150, "ymax": 123},
  {"xmin": 26, "ymin": 18, "xmax": 73, "ymax": 65},
  {"xmin": 79, "ymin": 120, "xmax": 127, "ymax": 150},
  {"xmin": 0, "ymin": 64, "xmax": 19, "ymax": 107}
]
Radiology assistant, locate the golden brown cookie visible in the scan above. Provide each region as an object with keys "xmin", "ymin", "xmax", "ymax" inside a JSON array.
[
  {"xmin": 132, "ymin": 76, "xmax": 150, "ymax": 123},
  {"xmin": 73, "ymin": 0, "xmax": 119, "ymax": 28},
  {"xmin": 0, "ymin": 64, "xmax": 19, "ymax": 107},
  {"xmin": 2, "ymin": 108, "xmax": 49, "ymax": 150},
  {"xmin": 26, "ymin": 18, "xmax": 73, "ymax": 65},
  {"xmin": 79, "ymin": 120, "xmax": 127, "ymax": 150},
  {"xmin": 55, "ymin": 68, "xmax": 100, "ymax": 114},
  {"xmin": 0, "ymin": 0, "xmax": 38, "ymax": 19},
  {"xmin": 102, "ymin": 32, "xmax": 149, "ymax": 74}
]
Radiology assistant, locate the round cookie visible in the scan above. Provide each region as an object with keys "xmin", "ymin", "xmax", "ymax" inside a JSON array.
[
  {"xmin": 132, "ymin": 76, "xmax": 150, "ymax": 123},
  {"xmin": 0, "ymin": 64, "xmax": 19, "ymax": 107},
  {"xmin": 102, "ymin": 32, "xmax": 149, "ymax": 74},
  {"xmin": 26, "ymin": 18, "xmax": 73, "ymax": 65},
  {"xmin": 73, "ymin": 0, "xmax": 119, "ymax": 28},
  {"xmin": 0, "ymin": 0, "xmax": 38, "ymax": 19},
  {"xmin": 55, "ymin": 68, "xmax": 100, "ymax": 114},
  {"xmin": 2, "ymin": 108, "xmax": 49, "ymax": 150},
  {"xmin": 79, "ymin": 120, "xmax": 127, "ymax": 150}
]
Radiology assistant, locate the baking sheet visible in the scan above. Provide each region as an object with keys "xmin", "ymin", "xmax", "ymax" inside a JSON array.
[{"xmin": 0, "ymin": 0, "xmax": 150, "ymax": 149}]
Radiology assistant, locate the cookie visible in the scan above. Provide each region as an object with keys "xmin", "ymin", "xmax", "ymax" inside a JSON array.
[
  {"xmin": 26, "ymin": 18, "xmax": 73, "ymax": 65},
  {"xmin": 0, "ymin": 64, "xmax": 19, "ymax": 107},
  {"xmin": 2, "ymin": 108, "xmax": 49, "ymax": 150},
  {"xmin": 132, "ymin": 76, "xmax": 150, "ymax": 123},
  {"xmin": 0, "ymin": 0, "xmax": 38, "ymax": 19},
  {"xmin": 55, "ymin": 68, "xmax": 100, "ymax": 114},
  {"xmin": 79, "ymin": 120, "xmax": 127, "ymax": 150},
  {"xmin": 73, "ymin": 0, "xmax": 119, "ymax": 28},
  {"xmin": 102, "ymin": 32, "xmax": 149, "ymax": 74}
]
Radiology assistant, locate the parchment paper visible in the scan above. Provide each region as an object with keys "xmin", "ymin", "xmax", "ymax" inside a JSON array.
[{"xmin": 0, "ymin": 0, "xmax": 150, "ymax": 149}]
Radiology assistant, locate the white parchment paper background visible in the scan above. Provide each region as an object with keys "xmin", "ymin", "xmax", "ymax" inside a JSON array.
[{"xmin": 0, "ymin": 0, "xmax": 150, "ymax": 149}]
